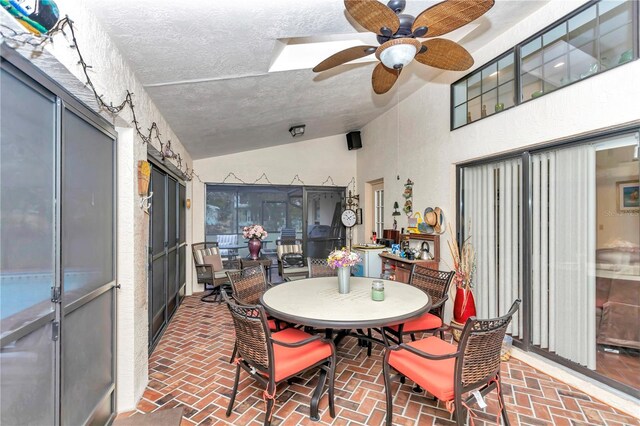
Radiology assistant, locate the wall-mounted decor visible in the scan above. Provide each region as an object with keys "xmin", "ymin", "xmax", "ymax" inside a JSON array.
[
  {"xmin": 402, "ymin": 179, "xmax": 413, "ymax": 215},
  {"xmin": 617, "ymin": 180, "xmax": 639, "ymax": 212}
]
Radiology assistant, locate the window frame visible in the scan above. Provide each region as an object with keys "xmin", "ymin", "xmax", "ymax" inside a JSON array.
[{"xmin": 451, "ymin": 0, "xmax": 639, "ymax": 130}]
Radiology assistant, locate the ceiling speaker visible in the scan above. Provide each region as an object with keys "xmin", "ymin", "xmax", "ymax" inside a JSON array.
[{"xmin": 346, "ymin": 131, "xmax": 362, "ymax": 150}]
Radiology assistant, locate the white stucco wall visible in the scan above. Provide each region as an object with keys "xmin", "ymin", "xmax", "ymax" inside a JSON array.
[
  {"xmin": 2, "ymin": 1, "xmax": 193, "ymax": 412},
  {"xmin": 191, "ymin": 134, "xmax": 357, "ymax": 292},
  {"xmin": 356, "ymin": 0, "xmax": 640, "ymax": 269}
]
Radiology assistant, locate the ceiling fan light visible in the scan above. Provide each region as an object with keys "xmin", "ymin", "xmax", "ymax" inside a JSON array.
[{"xmin": 379, "ymin": 44, "xmax": 417, "ymax": 69}]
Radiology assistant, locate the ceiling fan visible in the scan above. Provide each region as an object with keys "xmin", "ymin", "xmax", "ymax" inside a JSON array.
[{"xmin": 313, "ymin": 0, "xmax": 494, "ymax": 94}]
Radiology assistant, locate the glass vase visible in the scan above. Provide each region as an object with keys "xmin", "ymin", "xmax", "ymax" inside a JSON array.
[{"xmin": 337, "ymin": 266, "xmax": 350, "ymax": 294}]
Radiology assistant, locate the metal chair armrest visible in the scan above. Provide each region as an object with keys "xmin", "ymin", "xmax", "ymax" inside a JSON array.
[
  {"xmin": 388, "ymin": 342, "xmax": 460, "ymax": 361},
  {"xmin": 430, "ymin": 295, "xmax": 449, "ymax": 309},
  {"xmin": 271, "ymin": 334, "xmax": 325, "ymax": 348}
]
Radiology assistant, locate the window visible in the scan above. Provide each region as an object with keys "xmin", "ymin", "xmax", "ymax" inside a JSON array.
[
  {"xmin": 371, "ymin": 181, "xmax": 384, "ymax": 238},
  {"xmin": 452, "ymin": 0, "xmax": 638, "ymax": 129},
  {"xmin": 452, "ymin": 51, "xmax": 516, "ymax": 128}
]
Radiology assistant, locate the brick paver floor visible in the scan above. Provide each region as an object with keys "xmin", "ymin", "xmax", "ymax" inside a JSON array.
[{"xmin": 120, "ymin": 295, "xmax": 639, "ymax": 425}]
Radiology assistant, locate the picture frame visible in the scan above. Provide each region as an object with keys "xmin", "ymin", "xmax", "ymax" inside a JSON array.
[{"xmin": 617, "ymin": 180, "xmax": 640, "ymax": 212}]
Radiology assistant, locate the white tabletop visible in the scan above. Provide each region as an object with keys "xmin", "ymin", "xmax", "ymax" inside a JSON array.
[{"xmin": 260, "ymin": 277, "xmax": 431, "ymax": 329}]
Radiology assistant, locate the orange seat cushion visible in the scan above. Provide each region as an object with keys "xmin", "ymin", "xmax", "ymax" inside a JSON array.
[
  {"xmin": 267, "ymin": 318, "xmax": 278, "ymax": 331},
  {"xmin": 271, "ymin": 328, "xmax": 332, "ymax": 382},
  {"xmin": 388, "ymin": 336, "xmax": 457, "ymax": 402},
  {"xmin": 388, "ymin": 312, "xmax": 442, "ymax": 333}
]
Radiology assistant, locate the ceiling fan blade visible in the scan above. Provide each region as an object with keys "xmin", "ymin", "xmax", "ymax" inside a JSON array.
[
  {"xmin": 344, "ymin": 0, "xmax": 400, "ymax": 36},
  {"xmin": 415, "ymin": 39, "xmax": 474, "ymax": 70},
  {"xmin": 372, "ymin": 62, "xmax": 401, "ymax": 94},
  {"xmin": 313, "ymin": 45, "xmax": 377, "ymax": 72},
  {"xmin": 412, "ymin": 0, "xmax": 494, "ymax": 38}
]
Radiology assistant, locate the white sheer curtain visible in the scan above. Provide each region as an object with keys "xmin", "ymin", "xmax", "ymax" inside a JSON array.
[
  {"xmin": 463, "ymin": 158, "xmax": 523, "ymax": 337},
  {"xmin": 531, "ymin": 145, "xmax": 596, "ymax": 369}
]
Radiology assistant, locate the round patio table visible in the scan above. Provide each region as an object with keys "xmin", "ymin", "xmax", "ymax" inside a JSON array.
[
  {"xmin": 260, "ymin": 277, "xmax": 431, "ymax": 420},
  {"xmin": 261, "ymin": 276, "xmax": 431, "ymax": 330}
]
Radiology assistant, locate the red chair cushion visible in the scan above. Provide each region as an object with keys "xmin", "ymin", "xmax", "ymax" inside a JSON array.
[
  {"xmin": 267, "ymin": 318, "xmax": 278, "ymax": 331},
  {"xmin": 271, "ymin": 328, "xmax": 332, "ymax": 382},
  {"xmin": 388, "ymin": 336, "xmax": 457, "ymax": 402},
  {"xmin": 388, "ymin": 312, "xmax": 442, "ymax": 333}
]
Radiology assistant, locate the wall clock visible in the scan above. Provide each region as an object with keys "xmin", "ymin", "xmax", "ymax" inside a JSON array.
[{"xmin": 341, "ymin": 209, "xmax": 357, "ymax": 228}]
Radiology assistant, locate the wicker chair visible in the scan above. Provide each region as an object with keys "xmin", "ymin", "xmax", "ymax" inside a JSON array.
[
  {"xmin": 223, "ymin": 292, "xmax": 337, "ymax": 425},
  {"xmin": 385, "ymin": 265, "xmax": 454, "ymax": 343},
  {"xmin": 191, "ymin": 242, "xmax": 240, "ymax": 303},
  {"xmin": 276, "ymin": 239, "xmax": 308, "ymax": 281},
  {"xmin": 307, "ymin": 257, "xmax": 337, "ymax": 278},
  {"xmin": 382, "ymin": 300, "xmax": 521, "ymax": 426}
]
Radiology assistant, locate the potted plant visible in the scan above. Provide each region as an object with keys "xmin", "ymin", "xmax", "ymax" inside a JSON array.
[{"xmin": 242, "ymin": 224, "xmax": 268, "ymax": 260}]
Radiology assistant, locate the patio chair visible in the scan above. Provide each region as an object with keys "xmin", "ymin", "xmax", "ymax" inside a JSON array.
[
  {"xmin": 216, "ymin": 234, "xmax": 239, "ymax": 259},
  {"xmin": 384, "ymin": 265, "xmax": 454, "ymax": 343},
  {"xmin": 382, "ymin": 299, "xmax": 521, "ymax": 426},
  {"xmin": 191, "ymin": 242, "xmax": 240, "ymax": 303},
  {"xmin": 276, "ymin": 239, "xmax": 307, "ymax": 281},
  {"xmin": 307, "ymin": 257, "xmax": 337, "ymax": 278},
  {"xmin": 223, "ymin": 292, "xmax": 336, "ymax": 425},
  {"xmin": 279, "ymin": 227, "xmax": 297, "ymax": 243},
  {"xmin": 226, "ymin": 265, "xmax": 281, "ymax": 361}
]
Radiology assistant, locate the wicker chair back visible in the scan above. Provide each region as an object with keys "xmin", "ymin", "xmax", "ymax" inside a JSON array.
[
  {"xmin": 457, "ymin": 300, "xmax": 521, "ymax": 390},
  {"xmin": 409, "ymin": 265, "xmax": 454, "ymax": 318},
  {"xmin": 227, "ymin": 265, "xmax": 268, "ymax": 305},
  {"xmin": 307, "ymin": 257, "xmax": 337, "ymax": 278},
  {"xmin": 223, "ymin": 293, "xmax": 271, "ymax": 371}
]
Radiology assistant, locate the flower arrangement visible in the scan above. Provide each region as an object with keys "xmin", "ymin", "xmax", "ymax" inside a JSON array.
[
  {"xmin": 327, "ymin": 248, "xmax": 362, "ymax": 269},
  {"xmin": 242, "ymin": 224, "xmax": 268, "ymax": 240},
  {"xmin": 446, "ymin": 223, "xmax": 476, "ymax": 291}
]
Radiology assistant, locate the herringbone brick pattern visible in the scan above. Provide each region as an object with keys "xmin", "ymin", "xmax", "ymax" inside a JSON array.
[{"xmin": 119, "ymin": 295, "xmax": 639, "ymax": 425}]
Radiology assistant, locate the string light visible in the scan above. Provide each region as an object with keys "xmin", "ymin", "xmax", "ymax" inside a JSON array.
[{"xmin": 0, "ymin": 16, "xmax": 199, "ymax": 181}]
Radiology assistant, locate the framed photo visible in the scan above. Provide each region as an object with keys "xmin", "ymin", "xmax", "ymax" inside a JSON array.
[{"xmin": 617, "ymin": 180, "xmax": 640, "ymax": 212}]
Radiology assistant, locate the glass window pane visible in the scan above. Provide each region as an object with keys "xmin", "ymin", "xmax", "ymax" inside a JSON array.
[
  {"xmin": 0, "ymin": 68, "xmax": 56, "ymax": 328},
  {"xmin": 543, "ymin": 23, "xmax": 567, "ymax": 47},
  {"xmin": 599, "ymin": 0, "xmax": 632, "ymax": 35},
  {"xmin": 543, "ymin": 58, "xmax": 566, "ymax": 93},
  {"xmin": 168, "ymin": 178, "xmax": 177, "ymax": 247},
  {"xmin": 497, "ymin": 53, "xmax": 515, "ymax": 83},
  {"xmin": 63, "ymin": 293, "xmax": 114, "ymax": 426},
  {"xmin": 521, "ymin": 36, "xmax": 542, "ymax": 59},
  {"xmin": 467, "ymin": 72, "xmax": 481, "ymax": 99},
  {"xmin": 482, "ymin": 63, "xmax": 498, "ymax": 92},
  {"xmin": 63, "ymin": 110, "xmax": 115, "ymax": 304},
  {"xmin": 206, "ymin": 190, "xmax": 235, "ymax": 238},
  {"xmin": 568, "ymin": 5, "xmax": 597, "ymax": 46},
  {"xmin": 151, "ymin": 168, "xmax": 165, "ymax": 255},
  {"xmin": 467, "ymin": 96, "xmax": 481, "ymax": 123},
  {"xmin": 179, "ymin": 184, "xmax": 186, "ymax": 243},
  {"xmin": 521, "ymin": 37, "xmax": 543, "ymax": 73},
  {"xmin": 521, "ymin": 67, "xmax": 543, "ymax": 101},
  {"xmin": 481, "ymin": 88, "xmax": 497, "ymax": 118},
  {"xmin": 453, "ymin": 104, "xmax": 467, "ymax": 128},
  {"xmin": 570, "ymin": 41, "xmax": 598, "ymax": 80},
  {"xmin": 497, "ymin": 81, "xmax": 515, "ymax": 110},
  {"xmin": 600, "ymin": 23, "xmax": 633, "ymax": 69},
  {"xmin": 453, "ymin": 80, "xmax": 467, "ymax": 106},
  {"xmin": 1, "ymin": 324, "xmax": 55, "ymax": 425}
]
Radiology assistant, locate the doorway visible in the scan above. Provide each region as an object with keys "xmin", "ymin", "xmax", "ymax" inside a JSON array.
[
  {"xmin": 1, "ymin": 52, "xmax": 117, "ymax": 425},
  {"xmin": 148, "ymin": 163, "xmax": 187, "ymax": 350}
]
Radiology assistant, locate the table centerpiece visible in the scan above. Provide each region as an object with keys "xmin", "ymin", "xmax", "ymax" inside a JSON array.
[{"xmin": 327, "ymin": 248, "xmax": 361, "ymax": 294}]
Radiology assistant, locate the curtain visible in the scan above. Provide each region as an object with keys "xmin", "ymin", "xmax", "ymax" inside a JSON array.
[
  {"xmin": 531, "ymin": 145, "xmax": 596, "ymax": 369},
  {"xmin": 463, "ymin": 158, "xmax": 523, "ymax": 336}
]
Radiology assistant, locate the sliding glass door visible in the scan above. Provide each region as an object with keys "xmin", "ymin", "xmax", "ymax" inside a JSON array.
[
  {"xmin": 458, "ymin": 129, "xmax": 640, "ymax": 396},
  {"xmin": 1, "ymin": 53, "xmax": 117, "ymax": 424}
]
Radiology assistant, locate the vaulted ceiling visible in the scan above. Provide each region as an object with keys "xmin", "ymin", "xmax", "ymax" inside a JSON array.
[{"xmin": 85, "ymin": 0, "xmax": 548, "ymax": 159}]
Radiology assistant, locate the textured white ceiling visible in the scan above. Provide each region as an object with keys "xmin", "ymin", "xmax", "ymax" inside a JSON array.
[{"xmin": 84, "ymin": 0, "xmax": 547, "ymax": 159}]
